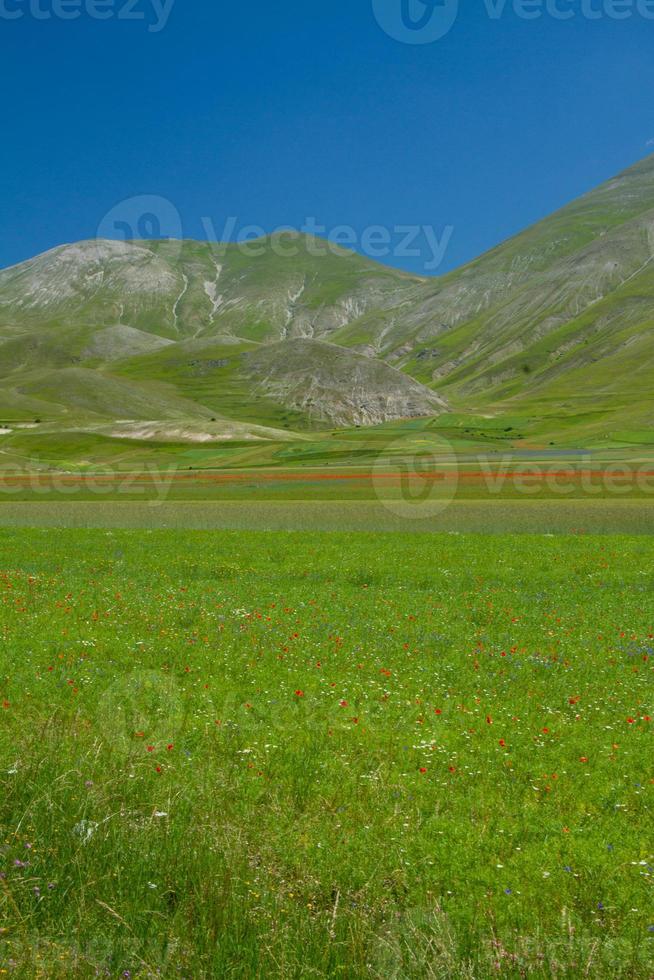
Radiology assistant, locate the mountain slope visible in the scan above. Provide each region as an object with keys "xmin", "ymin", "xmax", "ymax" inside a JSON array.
[
  {"xmin": 0, "ymin": 235, "xmax": 421, "ymax": 346},
  {"xmin": 392, "ymin": 156, "xmax": 654, "ymax": 406},
  {"xmin": 0, "ymin": 153, "xmax": 653, "ymax": 453},
  {"xmin": 0, "ymin": 234, "xmax": 440, "ymax": 430},
  {"xmin": 240, "ymin": 339, "xmax": 446, "ymax": 426}
]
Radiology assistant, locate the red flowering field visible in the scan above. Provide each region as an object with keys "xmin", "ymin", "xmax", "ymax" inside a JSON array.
[{"xmin": 0, "ymin": 528, "xmax": 652, "ymax": 977}]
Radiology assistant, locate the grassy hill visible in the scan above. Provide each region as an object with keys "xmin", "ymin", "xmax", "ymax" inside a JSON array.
[{"xmin": 0, "ymin": 154, "xmax": 653, "ymax": 466}]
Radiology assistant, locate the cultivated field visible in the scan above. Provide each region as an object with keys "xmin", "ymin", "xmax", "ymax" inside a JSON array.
[{"xmin": 0, "ymin": 527, "xmax": 652, "ymax": 977}]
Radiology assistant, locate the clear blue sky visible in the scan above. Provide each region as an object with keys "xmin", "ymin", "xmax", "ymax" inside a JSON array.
[{"xmin": 2, "ymin": 0, "xmax": 654, "ymax": 274}]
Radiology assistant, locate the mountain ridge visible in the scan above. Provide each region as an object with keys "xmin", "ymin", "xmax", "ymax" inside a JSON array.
[{"xmin": 0, "ymin": 152, "xmax": 653, "ymax": 461}]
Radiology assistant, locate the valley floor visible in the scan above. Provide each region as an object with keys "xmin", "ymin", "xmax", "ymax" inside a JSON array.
[{"xmin": 0, "ymin": 498, "xmax": 653, "ymax": 534}]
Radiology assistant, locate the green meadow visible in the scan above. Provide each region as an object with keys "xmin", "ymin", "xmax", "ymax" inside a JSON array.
[
  {"xmin": 4, "ymin": 36, "xmax": 654, "ymax": 980},
  {"xmin": 0, "ymin": 527, "xmax": 653, "ymax": 978}
]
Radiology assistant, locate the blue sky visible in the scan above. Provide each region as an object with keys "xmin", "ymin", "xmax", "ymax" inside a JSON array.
[{"xmin": 1, "ymin": 0, "xmax": 654, "ymax": 274}]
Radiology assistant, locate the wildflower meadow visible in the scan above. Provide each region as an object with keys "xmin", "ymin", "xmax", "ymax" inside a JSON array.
[{"xmin": 0, "ymin": 528, "xmax": 652, "ymax": 977}]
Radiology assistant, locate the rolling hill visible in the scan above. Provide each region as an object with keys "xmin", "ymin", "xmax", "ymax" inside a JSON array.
[{"xmin": 0, "ymin": 153, "xmax": 653, "ymax": 466}]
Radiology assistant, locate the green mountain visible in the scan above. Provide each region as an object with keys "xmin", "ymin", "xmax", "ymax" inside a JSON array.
[
  {"xmin": 389, "ymin": 153, "xmax": 654, "ymax": 444},
  {"xmin": 0, "ymin": 153, "xmax": 653, "ymax": 466}
]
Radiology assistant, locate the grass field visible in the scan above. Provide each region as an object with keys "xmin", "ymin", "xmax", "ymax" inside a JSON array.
[
  {"xmin": 0, "ymin": 500, "xmax": 653, "ymax": 535},
  {"xmin": 0, "ymin": 527, "xmax": 653, "ymax": 977}
]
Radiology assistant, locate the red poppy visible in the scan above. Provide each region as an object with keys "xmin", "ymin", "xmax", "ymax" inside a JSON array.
[{"xmin": 294, "ymin": 690, "xmax": 304, "ymax": 698}]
